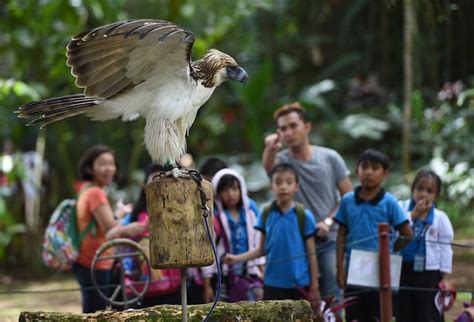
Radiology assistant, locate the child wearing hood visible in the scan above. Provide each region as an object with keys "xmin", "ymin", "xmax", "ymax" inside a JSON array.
[{"xmin": 202, "ymin": 168, "xmax": 264, "ymax": 303}]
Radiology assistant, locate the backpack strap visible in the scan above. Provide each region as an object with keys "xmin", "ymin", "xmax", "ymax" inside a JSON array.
[
  {"xmin": 70, "ymin": 184, "xmax": 97, "ymax": 248},
  {"xmin": 215, "ymin": 213, "xmax": 232, "ymax": 252},
  {"xmin": 294, "ymin": 202, "xmax": 307, "ymax": 239},
  {"xmin": 261, "ymin": 201, "xmax": 306, "ymax": 239},
  {"xmin": 74, "ymin": 218, "xmax": 96, "ymax": 248},
  {"xmin": 261, "ymin": 200, "xmax": 277, "ymax": 230},
  {"xmin": 213, "ymin": 214, "xmax": 224, "ymax": 250}
]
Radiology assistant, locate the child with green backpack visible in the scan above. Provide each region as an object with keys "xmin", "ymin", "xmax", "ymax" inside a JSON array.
[{"xmin": 224, "ymin": 163, "xmax": 321, "ymax": 311}]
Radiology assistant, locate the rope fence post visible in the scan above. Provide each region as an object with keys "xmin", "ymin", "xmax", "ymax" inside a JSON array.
[{"xmin": 378, "ymin": 223, "xmax": 393, "ymax": 322}]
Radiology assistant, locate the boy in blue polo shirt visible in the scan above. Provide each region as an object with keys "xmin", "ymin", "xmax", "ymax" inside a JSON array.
[
  {"xmin": 224, "ymin": 163, "xmax": 320, "ymax": 311},
  {"xmin": 334, "ymin": 149, "xmax": 412, "ymax": 322}
]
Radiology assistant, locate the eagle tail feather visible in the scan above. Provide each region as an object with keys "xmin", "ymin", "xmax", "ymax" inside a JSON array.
[{"xmin": 17, "ymin": 94, "xmax": 98, "ymax": 127}]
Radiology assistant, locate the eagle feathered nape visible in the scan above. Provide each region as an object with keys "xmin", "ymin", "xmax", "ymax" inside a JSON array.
[{"xmin": 16, "ymin": 19, "xmax": 248, "ymax": 169}]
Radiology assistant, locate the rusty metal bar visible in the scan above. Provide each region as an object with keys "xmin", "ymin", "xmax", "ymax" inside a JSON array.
[{"xmin": 378, "ymin": 223, "xmax": 393, "ymax": 322}]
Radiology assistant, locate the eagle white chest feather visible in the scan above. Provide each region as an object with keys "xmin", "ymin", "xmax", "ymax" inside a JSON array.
[
  {"xmin": 89, "ymin": 75, "xmax": 217, "ymax": 164},
  {"xmin": 135, "ymin": 76, "xmax": 217, "ymax": 164}
]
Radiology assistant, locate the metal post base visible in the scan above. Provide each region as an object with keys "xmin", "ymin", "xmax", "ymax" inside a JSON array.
[{"xmin": 181, "ymin": 268, "xmax": 188, "ymax": 322}]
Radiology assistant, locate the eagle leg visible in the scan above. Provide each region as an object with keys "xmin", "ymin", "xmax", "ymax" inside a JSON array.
[{"xmin": 162, "ymin": 161, "xmax": 190, "ymax": 180}]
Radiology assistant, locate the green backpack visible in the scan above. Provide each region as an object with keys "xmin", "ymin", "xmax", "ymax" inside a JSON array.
[{"xmin": 261, "ymin": 201, "xmax": 307, "ymax": 239}]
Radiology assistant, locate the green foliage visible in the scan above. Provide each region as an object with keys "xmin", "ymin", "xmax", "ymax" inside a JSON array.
[
  {"xmin": 0, "ymin": 155, "xmax": 26, "ymax": 261},
  {"xmin": 402, "ymin": 85, "xmax": 474, "ymax": 226},
  {"xmin": 238, "ymin": 60, "xmax": 274, "ymax": 153},
  {"xmin": 0, "ymin": 200, "xmax": 26, "ymax": 261}
]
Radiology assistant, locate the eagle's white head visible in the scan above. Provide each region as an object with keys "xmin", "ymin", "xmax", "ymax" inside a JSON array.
[{"xmin": 192, "ymin": 49, "xmax": 248, "ymax": 88}]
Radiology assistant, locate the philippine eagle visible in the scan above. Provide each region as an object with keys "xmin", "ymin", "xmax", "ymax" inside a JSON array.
[{"xmin": 16, "ymin": 19, "xmax": 248, "ymax": 168}]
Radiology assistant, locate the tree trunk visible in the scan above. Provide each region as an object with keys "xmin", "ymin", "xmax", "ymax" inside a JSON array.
[
  {"xmin": 19, "ymin": 300, "xmax": 314, "ymax": 321},
  {"xmin": 402, "ymin": 0, "xmax": 416, "ymax": 174}
]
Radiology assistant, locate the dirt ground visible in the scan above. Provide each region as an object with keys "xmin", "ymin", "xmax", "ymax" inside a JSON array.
[{"xmin": 0, "ymin": 243, "xmax": 472, "ymax": 322}]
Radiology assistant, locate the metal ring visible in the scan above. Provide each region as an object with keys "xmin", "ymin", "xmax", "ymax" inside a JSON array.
[{"xmin": 91, "ymin": 238, "xmax": 151, "ymax": 307}]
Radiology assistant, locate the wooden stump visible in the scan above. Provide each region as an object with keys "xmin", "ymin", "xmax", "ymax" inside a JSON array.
[{"xmin": 145, "ymin": 176, "xmax": 214, "ymax": 268}]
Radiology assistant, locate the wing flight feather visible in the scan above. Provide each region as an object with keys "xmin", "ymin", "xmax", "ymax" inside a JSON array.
[{"xmin": 66, "ymin": 19, "xmax": 195, "ymax": 99}]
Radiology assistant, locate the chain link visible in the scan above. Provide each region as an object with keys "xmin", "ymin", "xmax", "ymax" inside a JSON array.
[{"xmin": 188, "ymin": 169, "xmax": 210, "ymax": 219}]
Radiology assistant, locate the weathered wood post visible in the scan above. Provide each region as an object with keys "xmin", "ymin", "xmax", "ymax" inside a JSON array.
[{"xmin": 145, "ymin": 175, "xmax": 214, "ymax": 321}]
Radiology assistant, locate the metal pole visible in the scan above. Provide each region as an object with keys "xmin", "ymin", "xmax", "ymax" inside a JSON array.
[
  {"xmin": 181, "ymin": 267, "xmax": 188, "ymax": 322},
  {"xmin": 378, "ymin": 223, "xmax": 393, "ymax": 322}
]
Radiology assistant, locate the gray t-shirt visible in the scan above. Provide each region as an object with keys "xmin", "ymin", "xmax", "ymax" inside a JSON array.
[{"xmin": 277, "ymin": 146, "xmax": 350, "ymax": 240}]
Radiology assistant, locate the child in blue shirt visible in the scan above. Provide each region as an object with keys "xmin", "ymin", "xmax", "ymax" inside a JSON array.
[
  {"xmin": 224, "ymin": 163, "xmax": 321, "ymax": 311},
  {"xmin": 334, "ymin": 149, "xmax": 412, "ymax": 322}
]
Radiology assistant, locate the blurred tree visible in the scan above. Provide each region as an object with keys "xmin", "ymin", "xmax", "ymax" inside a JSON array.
[{"xmin": 402, "ymin": 0, "xmax": 416, "ymax": 174}]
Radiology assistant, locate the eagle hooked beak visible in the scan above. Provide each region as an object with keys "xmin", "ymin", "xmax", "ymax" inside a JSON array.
[{"xmin": 226, "ymin": 66, "xmax": 248, "ymax": 84}]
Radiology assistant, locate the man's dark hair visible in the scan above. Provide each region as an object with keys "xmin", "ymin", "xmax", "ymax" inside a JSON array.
[
  {"xmin": 77, "ymin": 144, "xmax": 117, "ymax": 181},
  {"xmin": 199, "ymin": 157, "xmax": 228, "ymax": 178},
  {"xmin": 269, "ymin": 163, "xmax": 299, "ymax": 183},
  {"xmin": 273, "ymin": 102, "xmax": 309, "ymax": 123},
  {"xmin": 356, "ymin": 149, "xmax": 390, "ymax": 170}
]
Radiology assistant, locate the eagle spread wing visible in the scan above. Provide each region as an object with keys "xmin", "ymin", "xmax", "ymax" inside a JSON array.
[
  {"xmin": 16, "ymin": 19, "xmax": 248, "ymax": 164},
  {"xmin": 66, "ymin": 19, "xmax": 195, "ymax": 99}
]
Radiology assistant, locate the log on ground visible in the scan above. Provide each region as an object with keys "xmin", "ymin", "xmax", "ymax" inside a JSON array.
[{"xmin": 19, "ymin": 300, "xmax": 314, "ymax": 321}]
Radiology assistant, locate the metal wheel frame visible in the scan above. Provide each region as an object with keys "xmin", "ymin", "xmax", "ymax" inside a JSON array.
[{"xmin": 91, "ymin": 238, "xmax": 151, "ymax": 308}]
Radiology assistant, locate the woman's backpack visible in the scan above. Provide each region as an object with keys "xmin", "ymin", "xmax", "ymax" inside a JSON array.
[{"xmin": 42, "ymin": 196, "xmax": 95, "ymax": 271}]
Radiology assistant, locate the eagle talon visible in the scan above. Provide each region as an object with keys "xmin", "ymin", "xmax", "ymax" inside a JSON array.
[
  {"xmin": 162, "ymin": 166, "xmax": 190, "ymax": 180},
  {"xmin": 171, "ymin": 167, "xmax": 185, "ymax": 180}
]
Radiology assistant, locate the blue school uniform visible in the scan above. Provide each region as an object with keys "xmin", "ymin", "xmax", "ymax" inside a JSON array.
[
  {"xmin": 334, "ymin": 187, "xmax": 408, "ymax": 269},
  {"xmin": 255, "ymin": 203, "xmax": 316, "ymax": 289}
]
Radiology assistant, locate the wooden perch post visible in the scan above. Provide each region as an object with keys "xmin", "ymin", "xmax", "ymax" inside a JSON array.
[{"xmin": 145, "ymin": 176, "xmax": 214, "ymax": 269}]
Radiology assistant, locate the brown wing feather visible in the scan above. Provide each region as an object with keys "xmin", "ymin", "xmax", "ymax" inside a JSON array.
[
  {"xmin": 66, "ymin": 19, "xmax": 195, "ymax": 99},
  {"xmin": 83, "ymin": 67, "xmax": 132, "ymax": 97}
]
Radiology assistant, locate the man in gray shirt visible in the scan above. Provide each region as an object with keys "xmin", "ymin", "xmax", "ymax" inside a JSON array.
[{"xmin": 262, "ymin": 102, "xmax": 352, "ymax": 302}]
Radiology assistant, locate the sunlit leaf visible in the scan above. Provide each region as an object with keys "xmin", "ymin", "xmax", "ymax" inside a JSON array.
[
  {"xmin": 13, "ymin": 82, "xmax": 40, "ymax": 100},
  {"xmin": 456, "ymin": 89, "xmax": 474, "ymax": 107},
  {"xmin": 340, "ymin": 113, "xmax": 390, "ymax": 140}
]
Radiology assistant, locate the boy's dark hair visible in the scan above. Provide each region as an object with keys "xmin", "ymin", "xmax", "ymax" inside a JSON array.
[
  {"xmin": 411, "ymin": 168, "xmax": 442, "ymax": 197},
  {"xmin": 269, "ymin": 163, "xmax": 299, "ymax": 183},
  {"xmin": 357, "ymin": 149, "xmax": 390, "ymax": 170},
  {"xmin": 78, "ymin": 144, "xmax": 117, "ymax": 181},
  {"xmin": 273, "ymin": 101, "xmax": 309, "ymax": 123},
  {"xmin": 199, "ymin": 157, "xmax": 228, "ymax": 178},
  {"xmin": 216, "ymin": 174, "xmax": 243, "ymax": 209}
]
